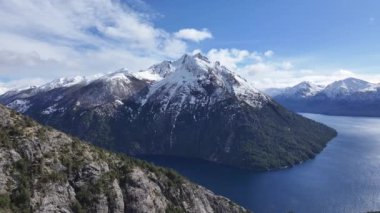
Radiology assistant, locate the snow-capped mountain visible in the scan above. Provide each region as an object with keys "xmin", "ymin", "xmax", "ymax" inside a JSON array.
[
  {"xmin": 39, "ymin": 76, "xmax": 88, "ymax": 91},
  {"xmin": 140, "ymin": 54, "xmax": 269, "ymax": 110},
  {"xmin": 266, "ymin": 77, "xmax": 380, "ymax": 116},
  {"xmin": 322, "ymin": 77, "xmax": 378, "ymax": 98},
  {"xmin": 0, "ymin": 53, "xmax": 336, "ymax": 170},
  {"xmin": 266, "ymin": 81, "xmax": 324, "ymax": 98}
]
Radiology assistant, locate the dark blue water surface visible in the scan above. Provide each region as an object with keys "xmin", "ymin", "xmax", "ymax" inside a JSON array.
[{"xmin": 140, "ymin": 114, "xmax": 380, "ymax": 213}]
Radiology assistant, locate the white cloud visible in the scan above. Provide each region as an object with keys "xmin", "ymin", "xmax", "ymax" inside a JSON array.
[
  {"xmin": 246, "ymin": 68, "xmax": 380, "ymax": 89},
  {"xmin": 202, "ymin": 48, "xmax": 288, "ymax": 76},
  {"xmin": 0, "ymin": 87, "xmax": 8, "ymax": 95},
  {"xmin": 1, "ymin": 0, "xmax": 377, "ymax": 93},
  {"xmin": 196, "ymin": 48, "xmax": 380, "ymax": 90},
  {"xmin": 0, "ymin": 0, "xmax": 213, "ymax": 89},
  {"xmin": 281, "ymin": 61, "xmax": 294, "ymax": 70},
  {"xmin": 264, "ymin": 50, "xmax": 274, "ymax": 57},
  {"xmin": 0, "ymin": 77, "xmax": 47, "ymax": 94},
  {"xmin": 205, "ymin": 48, "xmax": 262, "ymax": 70},
  {"xmin": 174, "ymin": 28, "xmax": 213, "ymax": 42}
]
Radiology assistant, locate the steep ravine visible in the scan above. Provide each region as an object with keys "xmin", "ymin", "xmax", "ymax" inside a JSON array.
[{"xmin": 0, "ymin": 105, "xmax": 248, "ymax": 213}]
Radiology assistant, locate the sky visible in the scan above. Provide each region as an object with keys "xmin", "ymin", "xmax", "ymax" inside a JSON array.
[{"xmin": 0, "ymin": 0, "xmax": 380, "ymax": 92}]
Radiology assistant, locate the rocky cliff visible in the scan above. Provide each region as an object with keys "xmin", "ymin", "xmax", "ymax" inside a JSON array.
[{"xmin": 0, "ymin": 104, "xmax": 248, "ymax": 213}]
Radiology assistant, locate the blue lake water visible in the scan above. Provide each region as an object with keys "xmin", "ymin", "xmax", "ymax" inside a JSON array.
[{"xmin": 140, "ymin": 114, "xmax": 380, "ymax": 213}]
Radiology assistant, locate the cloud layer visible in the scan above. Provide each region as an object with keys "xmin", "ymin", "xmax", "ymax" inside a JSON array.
[
  {"xmin": 174, "ymin": 28, "xmax": 213, "ymax": 42},
  {"xmin": 0, "ymin": 0, "xmax": 378, "ymax": 93},
  {"xmin": 194, "ymin": 48, "xmax": 380, "ymax": 89},
  {"xmin": 0, "ymin": 0, "xmax": 210, "ymax": 90}
]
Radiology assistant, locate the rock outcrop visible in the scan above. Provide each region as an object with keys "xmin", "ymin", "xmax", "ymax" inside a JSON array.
[{"xmin": 0, "ymin": 105, "xmax": 248, "ymax": 213}]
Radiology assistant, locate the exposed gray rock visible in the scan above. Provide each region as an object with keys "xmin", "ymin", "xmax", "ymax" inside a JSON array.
[
  {"xmin": 124, "ymin": 168, "xmax": 169, "ymax": 212},
  {"xmin": 0, "ymin": 105, "xmax": 249, "ymax": 213},
  {"xmin": 111, "ymin": 179, "xmax": 125, "ymax": 213}
]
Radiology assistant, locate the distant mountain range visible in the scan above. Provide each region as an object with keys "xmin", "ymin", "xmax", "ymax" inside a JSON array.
[
  {"xmin": 0, "ymin": 53, "xmax": 336, "ymax": 171},
  {"xmin": 265, "ymin": 78, "xmax": 380, "ymax": 117}
]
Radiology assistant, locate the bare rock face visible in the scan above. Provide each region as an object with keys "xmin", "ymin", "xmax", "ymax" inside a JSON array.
[
  {"xmin": 0, "ymin": 105, "xmax": 248, "ymax": 213},
  {"xmin": 124, "ymin": 168, "xmax": 169, "ymax": 212}
]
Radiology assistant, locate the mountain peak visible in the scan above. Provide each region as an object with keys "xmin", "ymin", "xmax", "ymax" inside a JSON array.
[
  {"xmin": 294, "ymin": 81, "xmax": 314, "ymax": 88},
  {"xmin": 279, "ymin": 81, "xmax": 324, "ymax": 97},
  {"xmin": 0, "ymin": 54, "xmax": 336, "ymax": 172},
  {"xmin": 193, "ymin": 52, "xmax": 210, "ymax": 62},
  {"xmin": 324, "ymin": 77, "xmax": 374, "ymax": 97},
  {"xmin": 141, "ymin": 53, "xmax": 267, "ymax": 109},
  {"xmin": 39, "ymin": 76, "xmax": 87, "ymax": 91},
  {"xmin": 146, "ymin": 60, "xmax": 173, "ymax": 78},
  {"xmin": 175, "ymin": 53, "xmax": 211, "ymax": 68},
  {"xmin": 100, "ymin": 70, "xmax": 131, "ymax": 82},
  {"xmin": 342, "ymin": 77, "xmax": 366, "ymax": 82}
]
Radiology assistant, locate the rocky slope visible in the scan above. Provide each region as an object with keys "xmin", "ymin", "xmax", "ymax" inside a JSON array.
[
  {"xmin": 266, "ymin": 78, "xmax": 380, "ymax": 117},
  {"xmin": 0, "ymin": 104, "xmax": 248, "ymax": 213},
  {"xmin": 0, "ymin": 53, "xmax": 337, "ymax": 170}
]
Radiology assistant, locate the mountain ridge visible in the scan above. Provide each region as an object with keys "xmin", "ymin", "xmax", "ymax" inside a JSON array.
[
  {"xmin": 0, "ymin": 104, "xmax": 248, "ymax": 213},
  {"xmin": 0, "ymin": 53, "xmax": 337, "ymax": 170},
  {"xmin": 266, "ymin": 77, "xmax": 380, "ymax": 116}
]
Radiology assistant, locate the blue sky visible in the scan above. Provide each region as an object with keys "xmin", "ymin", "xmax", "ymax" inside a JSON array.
[
  {"xmin": 0, "ymin": 0, "xmax": 379, "ymax": 92},
  {"xmin": 148, "ymin": 0, "xmax": 380, "ymax": 70}
]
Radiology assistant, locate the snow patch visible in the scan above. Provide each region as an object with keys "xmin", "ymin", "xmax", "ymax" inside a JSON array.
[
  {"xmin": 323, "ymin": 78, "xmax": 375, "ymax": 98},
  {"xmin": 41, "ymin": 104, "xmax": 58, "ymax": 115},
  {"xmin": 115, "ymin": 100, "xmax": 124, "ymax": 106},
  {"xmin": 0, "ymin": 86, "xmax": 8, "ymax": 95},
  {"xmin": 100, "ymin": 71, "xmax": 131, "ymax": 83},
  {"xmin": 132, "ymin": 70, "xmax": 162, "ymax": 81},
  {"xmin": 6, "ymin": 99, "xmax": 31, "ymax": 113},
  {"xmin": 141, "ymin": 53, "xmax": 268, "ymax": 109},
  {"xmin": 55, "ymin": 95, "xmax": 64, "ymax": 102},
  {"xmin": 39, "ymin": 76, "xmax": 87, "ymax": 91}
]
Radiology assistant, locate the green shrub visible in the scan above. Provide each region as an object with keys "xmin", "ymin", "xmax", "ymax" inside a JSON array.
[
  {"xmin": 166, "ymin": 205, "xmax": 183, "ymax": 213},
  {"xmin": 24, "ymin": 117, "xmax": 34, "ymax": 127},
  {"xmin": 0, "ymin": 129, "xmax": 11, "ymax": 148},
  {"xmin": 36, "ymin": 128, "xmax": 48, "ymax": 142},
  {"xmin": 11, "ymin": 185, "xmax": 30, "ymax": 212},
  {"xmin": 40, "ymin": 171, "xmax": 67, "ymax": 184},
  {"xmin": 71, "ymin": 200, "xmax": 85, "ymax": 213},
  {"xmin": 0, "ymin": 194, "xmax": 10, "ymax": 209},
  {"xmin": 165, "ymin": 169, "xmax": 183, "ymax": 185},
  {"xmin": 8, "ymin": 126, "xmax": 23, "ymax": 137}
]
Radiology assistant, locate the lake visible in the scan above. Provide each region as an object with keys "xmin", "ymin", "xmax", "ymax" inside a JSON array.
[{"xmin": 140, "ymin": 114, "xmax": 380, "ymax": 213}]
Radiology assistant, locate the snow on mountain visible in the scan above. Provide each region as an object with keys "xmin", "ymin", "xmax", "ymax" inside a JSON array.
[
  {"xmin": 6, "ymin": 99, "xmax": 30, "ymax": 113},
  {"xmin": 0, "ymin": 53, "xmax": 337, "ymax": 170},
  {"xmin": 291, "ymin": 82, "xmax": 324, "ymax": 96},
  {"xmin": 141, "ymin": 53, "xmax": 268, "ymax": 109},
  {"xmin": 39, "ymin": 76, "xmax": 87, "ymax": 91},
  {"xmin": 266, "ymin": 81, "xmax": 325, "ymax": 98},
  {"xmin": 1, "ymin": 76, "xmax": 87, "ymax": 102},
  {"xmin": 147, "ymin": 60, "xmax": 175, "ymax": 78},
  {"xmin": 0, "ymin": 86, "xmax": 8, "ymax": 95},
  {"xmin": 41, "ymin": 103, "xmax": 59, "ymax": 115},
  {"xmin": 1, "ymin": 53, "xmax": 269, "ymax": 114},
  {"xmin": 0, "ymin": 86, "xmax": 39, "ymax": 103},
  {"xmin": 322, "ymin": 77, "xmax": 378, "ymax": 98},
  {"xmin": 266, "ymin": 77, "xmax": 380, "ymax": 117},
  {"xmin": 132, "ymin": 70, "xmax": 163, "ymax": 82},
  {"xmin": 268, "ymin": 78, "xmax": 380, "ymax": 100}
]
